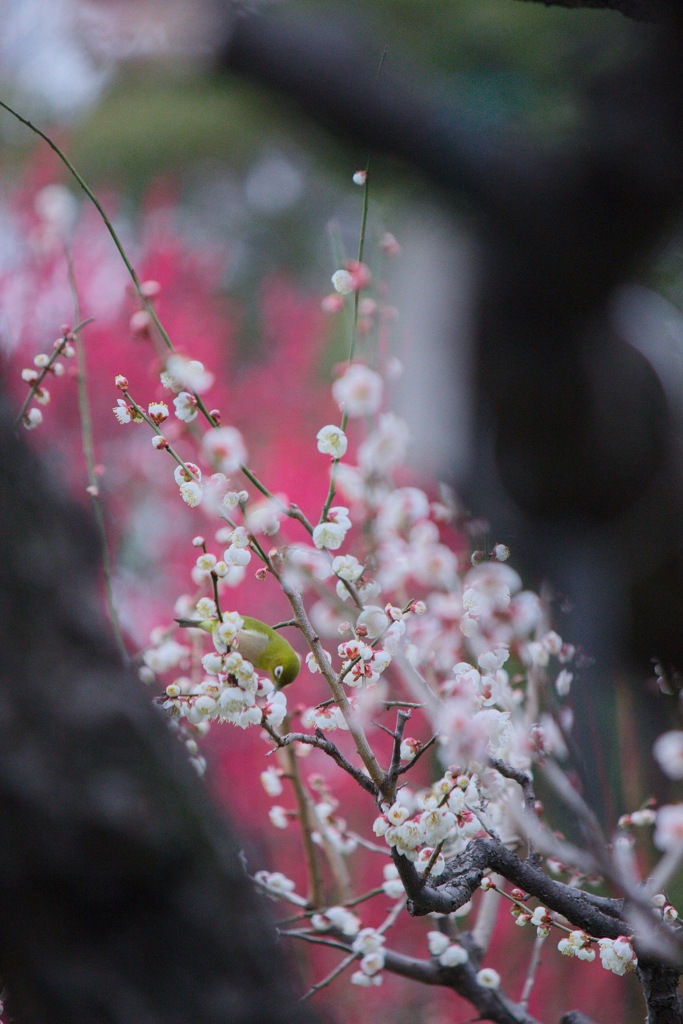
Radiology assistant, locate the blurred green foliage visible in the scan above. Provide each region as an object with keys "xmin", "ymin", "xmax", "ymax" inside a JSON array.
[
  {"xmin": 52, "ymin": 0, "xmax": 644, "ymax": 305},
  {"xmin": 67, "ymin": 0, "xmax": 639, "ymax": 189}
]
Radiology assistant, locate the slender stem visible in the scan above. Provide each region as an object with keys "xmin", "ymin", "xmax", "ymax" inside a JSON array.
[
  {"xmin": 67, "ymin": 259, "xmax": 128, "ymax": 662},
  {"xmin": 349, "ymin": 160, "xmax": 371, "ymax": 366},
  {"xmin": 239, "ymin": 463, "xmax": 314, "ymax": 534},
  {"xmin": 278, "ymin": 729, "xmax": 327, "ymax": 908},
  {"xmin": 519, "ymin": 933, "xmax": 546, "ymax": 1010},
  {"xmin": 385, "ymin": 709, "xmax": 411, "ymax": 800},
  {"xmin": 301, "ymin": 948, "xmax": 357, "ymax": 1000},
  {"xmin": 263, "ymin": 723, "xmax": 378, "ymax": 798},
  {"xmin": 14, "ymin": 318, "xmax": 93, "ymax": 427},
  {"xmin": 281, "ymin": 584, "xmax": 387, "ymax": 796},
  {"xmin": 319, "ymin": 168, "xmax": 371, "ymax": 524},
  {"xmin": 0, "ymin": 98, "xmax": 175, "ymax": 353},
  {"xmin": 122, "ymin": 392, "xmax": 201, "ymax": 481}
]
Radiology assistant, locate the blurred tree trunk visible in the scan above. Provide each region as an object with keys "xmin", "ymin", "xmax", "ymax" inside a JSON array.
[{"xmin": 0, "ymin": 389, "xmax": 316, "ymax": 1024}]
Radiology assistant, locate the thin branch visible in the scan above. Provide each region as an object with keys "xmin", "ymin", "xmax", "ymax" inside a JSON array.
[
  {"xmin": 263, "ymin": 723, "xmax": 379, "ymax": 799},
  {"xmin": 277, "ymin": 733, "xmax": 327, "ymax": 908},
  {"xmin": 66, "ymin": 262, "xmax": 128, "ymax": 664},
  {"xmin": 386, "ymin": 709, "xmax": 411, "ymax": 796},
  {"xmin": 280, "ymin": 583, "xmax": 388, "ymax": 795},
  {"xmin": 489, "ymin": 757, "xmax": 541, "ymax": 866},
  {"xmin": 514, "ymin": 0, "xmax": 679, "ymax": 21},
  {"xmin": 519, "ymin": 932, "xmax": 546, "ymax": 1010},
  {"xmin": 398, "ymin": 734, "xmax": 439, "ymax": 776}
]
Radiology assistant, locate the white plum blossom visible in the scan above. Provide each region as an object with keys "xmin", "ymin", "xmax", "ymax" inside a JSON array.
[
  {"xmin": 302, "ymin": 702, "xmax": 348, "ymax": 731},
  {"xmin": 358, "ymin": 952, "xmax": 385, "ymax": 976},
  {"xmin": 212, "ymin": 612, "xmax": 244, "ymax": 649},
  {"xmin": 476, "ymin": 968, "xmax": 501, "ymax": 988},
  {"xmin": 376, "ymin": 487, "xmax": 430, "ymax": 534},
  {"xmin": 263, "ymin": 691, "xmax": 288, "ymax": 728},
  {"xmin": 323, "ymin": 906, "xmax": 361, "ymax": 937},
  {"xmin": 352, "ymin": 929, "xmax": 386, "ymax": 956},
  {"xmin": 384, "ymin": 818, "xmax": 426, "ymax": 861},
  {"xmin": 332, "ymin": 553, "xmax": 364, "ymax": 582},
  {"xmin": 218, "ymin": 684, "xmax": 256, "ymax": 716},
  {"xmin": 332, "ymin": 363, "xmax": 383, "ymax": 417},
  {"xmin": 331, "ymin": 269, "xmax": 354, "ymax": 294},
  {"xmin": 179, "ymin": 480, "xmax": 202, "ymax": 506},
  {"xmin": 477, "ymin": 644, "xmax": 510, "ymax": 673},
  {"xmin": 355, "ymin": 605, "xmax": 389, "ymax": 638},
  {"xmin": 439, "ymin": 943, "xmax": 469, "ymax": 967},
  {"xmin": 357, "ymin": 413, "xmax": 410, "ymax": 473},
  {"xmin": 164, "ymin": 355, "xmax": 214, "ymax": 393},
  {"xmin": 555, "ymin": 669, "xmax": 573, "ymax": 696},
  {"xmin": 246, "ymin": 498, "xmax": 283, "ymax": 536},
  {"xmin": 400, "ymin": 737, "xmax": 421, "ymax": 761},
  {"xmin": 173, "ymin": 391, "xmax": 199, "ymax": 422},
  {"xmin": 386, "ymin": 803, "xmax": 409, "ymax": 826},
  {"xmin": 350, "ymin": 970, "xmax": 382, "ymax": 987},
  {"xmin": 461, "ymin": 562, "xmax": 521, "ymax": 635},
  {"xmin": 195, "ymin": 552, "xmax": 217, "ymax": 574},
  {"xmin": 113, "ymin": 399, "xmax": 133, "ymax": 424},
  {"xmin": 202, "ymin": 425, "xmax": 247, "ymax": 475},
  {"xmin": 305, "ymin": 649, "xmax": 333, "ymax": 674},
  {"xmin": 195, "ymin": 597, "xmax": 216, "ymax": 617},
  {"xmin": 312, "ymin": 507, "xmax": 352, "ymax": 551},
  {"xmin": 224, "ymin": 526, "xmax": 252, "ymax": 567},
  {"xmin": 420, "ymin": 806, "xmax": 456, "ymax": 844},
  {"xmin": 174, "ymin": 462, "xmax": 201, "ymax": 486},
  {"xmin": 269, "ymin": 806, "xmax": 289, "ymax": 829},
  {"xmin": 253, "ymin": 870, "xmax": 300, "ymax": 900},
  {"xmin": 312, "ymin": 521, "xmax": 347, "ymax": 550},
  {"xmin": 316, "ymin": 424, "xmax": 348, "ymax": 458},
  {"xmin": 201, "ymin": 652, "xmax": 224, "ymax": 675},
  {"xmin": 260, "ymin": 767, "xmax": 283, "ymax": 797},
  {"xmin": 624, "ymin": 808, "xmax": 657, "ymax": 828},
  {"xmin": 525, "ymin": 640, "xmax": 550, "ymax": 667},
  {"xmin": 427, "ymin": 931, "xmax": 449, "ymax": 956},
  {"xmin": 147, "ymin": 401, "xmax": 168, "ymax": 425},
  {"xmin": 654, "ymin": 803, "xmax": 683, "ymax": 851},
  {"xmin": 653, "ymin": 731, "xmax": 683, "ymax": 779},
  {"xmin": 416, "ymin": 847, "xmax": 446, "ymax": 876},
  {"xmin": 531, "ymin": 907, "xmax": 554, "ymax": 936},
  {"xmin": 143, "ymin": 640, "xmax": 188, "ymax": 675},
  {"xmin": 558, "ymin": 930, "xmax": 595, "ymax": 962},
  {"xmin": 381, "ymin": 863, "xmax": 405, "ymax": 899},
  {"xmin": 597, "ymin": 937, "xmax": 637, "ymax": 975}
]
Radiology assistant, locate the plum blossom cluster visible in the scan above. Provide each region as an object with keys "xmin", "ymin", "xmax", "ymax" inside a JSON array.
[
  {"xmin": 373, "ymin": 771, "xmax": 484, "ymax": 870},
  {"xmin": 17, "ymin": 323, "xmax": 78, "ymax": 429},
  {"xmin": 558, "ymin": 929, "xmax": 597, "ymax": 963},
  {"xmin": 161, "ymin": 607, "xmax": 287, "ymax": 730},
  {"xmin": 104, "ymin": 214, "xmax": 683, "ymax": 1018},
  {"xmin": 597, "ymin": 936, "xmax": 638, "ymax": 976},
  {"xmin": 112, "ymin": 368, "xmax": 248, "ymax": 511}
]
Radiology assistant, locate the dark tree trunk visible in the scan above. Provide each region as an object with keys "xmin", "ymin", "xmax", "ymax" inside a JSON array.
[{"xmin": 0, "ymin": 390, "xmax": 316, "ymax": 1024}]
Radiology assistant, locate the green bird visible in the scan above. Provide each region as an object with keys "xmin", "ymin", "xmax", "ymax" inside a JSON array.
[{"xmin": 177, "ymin": 614, "xmax": 301, "ymax": 687}]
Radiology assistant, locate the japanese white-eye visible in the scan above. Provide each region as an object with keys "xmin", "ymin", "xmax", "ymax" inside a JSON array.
[{"xmin": 177, "ymin": 615, "xmax": 301, "ymax": 687}]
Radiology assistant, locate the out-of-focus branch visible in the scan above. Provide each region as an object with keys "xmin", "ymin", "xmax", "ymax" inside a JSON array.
[{"xmin": 516, "ymin": 0, "xmax": 679, "ymax": 20}]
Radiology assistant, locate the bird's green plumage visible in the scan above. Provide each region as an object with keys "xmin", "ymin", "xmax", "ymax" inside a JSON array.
[
  {"xmin": 238, "ymin": 616, "xmax": 301, "ymax": 687},
  {"xmin": 176, "ymin": 614, "xmax": 300, "ymax": 687}
]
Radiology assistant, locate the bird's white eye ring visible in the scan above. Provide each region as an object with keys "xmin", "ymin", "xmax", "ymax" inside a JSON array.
[{"xmin": 274, "ymin": 665, "xmax": 284, "ymax": 680}]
